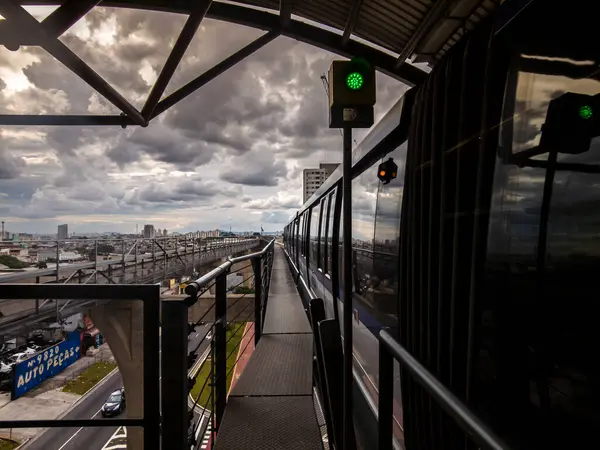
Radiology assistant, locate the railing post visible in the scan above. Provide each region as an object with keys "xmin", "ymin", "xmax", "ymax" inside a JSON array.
[
  {"xmin": 161, "ymin": 298, "xmax": 189, "ymax": 449},
  {"xmin": 214, "ymin": 272, "xmax": 228, "ymax": 432},
  {"xmin": 55, "ymin": 240, "xmax": 60, "ymax": 282},
  {"xmin": 252, "ymin": 256, "xmax": 262, "ymax": 345},
  {"xmin": 144, "ymin": 285, "xmax": 162, "ymax": 450},
  {"xmin": 35, "ymin": 276, "xmax": 40, "ymax": 314},
  {"xmin": 94, "ymin": 240, "xmax": 98, "ymax": 283},
  {"xmin": 378, "ymin": 339, "xmax": 393, "ymax": 450}
]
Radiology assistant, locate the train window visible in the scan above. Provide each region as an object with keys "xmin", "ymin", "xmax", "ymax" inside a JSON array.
[
  {"xmin": 295, "ymin": 219, "xmax": 299, "ymax": 260},
  {"xmin": 372, "ymin": 143, "xmax": 406, "ymax": 328},
  {"xmin": 309, "ymin": 205, "xmax": 319, "ymax": 267},
  {"xmin": 352, "ymin": 161, "xmax": 379, "ymax": 298},
  {"xmin": 299, "ymin": 213, "xmax": 306, "ymax": 256},
  {"xmin": 480, "ymin": 4, "xmax": 600, "ymax": 449},
  {"xmin": 319, "ymin": 195, "xmax": 329, "ymax": 270},
  {"xmin": 338, "ymin": 195, "xmax": 344, "ymax": 290},
  {"xmin": 326, "ymin": 189, "xmax": 336, "ymax": 275}
]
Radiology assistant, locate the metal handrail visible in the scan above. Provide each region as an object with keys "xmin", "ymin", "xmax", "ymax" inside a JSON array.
[
  {"xmin": 184, "ymin": 239, "xmax": 275, "ymax": 297},
  {"xmin": 378, "ymin": 329, "xmax": 510, "ymax": 450}
]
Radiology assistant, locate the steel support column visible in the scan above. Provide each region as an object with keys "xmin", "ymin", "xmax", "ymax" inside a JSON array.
[
  {"xmin": 252, "ymin": 257, "xmax": 262, "ymax": 345},
  {"xmin": 342, "ymin": 126, "xmax": 354, "ymax": 450},
  {"xmin": 143, "ymin": 287, "xmax": 161, "ymax": 450},
  {"xmin": 214, "ymin": 273, "xmax": 227, "ymax": 431},
  {"xmin": 161, "ymin": 298, "xmax": 189, "ymax": 449}
]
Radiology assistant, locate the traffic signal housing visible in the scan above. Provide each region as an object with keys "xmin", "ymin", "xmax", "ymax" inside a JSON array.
[
  {"xmin": 328, "ymin": 57, "xmax": 376, "ymax": 128},
  {"xmin": 377, "ymin": 158, "xmax": 398, "ymax": 185},
  {"xmin": 539, "ymin": 92, "xmax": 600, "ymax": 155}
]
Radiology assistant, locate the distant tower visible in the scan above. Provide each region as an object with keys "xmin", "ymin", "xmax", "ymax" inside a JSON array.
[{"xmin": 1, "ymin": 221, "xmax": 4, "ymax": 240}]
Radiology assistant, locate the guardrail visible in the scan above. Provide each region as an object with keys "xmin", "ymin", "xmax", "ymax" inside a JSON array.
[
  {"xmin": 377, "ymin": 329, "xmax": 510, "ymax": 450},
  {"xmin": 161, "ymin": 239, "xmax": 275, "ymax": 449},
  {"xmin": 0, "ymin": 239, "xmax": 259, "ymax": 339},
  {"xmin": 0, "ymin": 284, "xmax": 161, "ymax": 450}
]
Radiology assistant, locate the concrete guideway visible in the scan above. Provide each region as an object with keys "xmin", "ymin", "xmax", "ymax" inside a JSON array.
[{"xmin": 0, "ymin": 238, "xmax": 259, "ymax": 340}]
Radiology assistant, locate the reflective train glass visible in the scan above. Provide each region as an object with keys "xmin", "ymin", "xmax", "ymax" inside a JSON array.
[{"xmin": 479, "ymin": 5, "xmax": 600, "ymax": 448}]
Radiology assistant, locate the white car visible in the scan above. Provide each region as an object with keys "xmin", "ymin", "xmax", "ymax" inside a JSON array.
[
  {"xmin": 8, "ymin": 353, "xmax": 30, "ymax": 365},
  {"xmin": 0, "ymin": 361, "xmax": 13, "ymax": 374}
]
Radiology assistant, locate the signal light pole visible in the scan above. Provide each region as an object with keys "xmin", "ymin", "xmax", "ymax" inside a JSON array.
[{"xmin": 328, "ymin": 57, "xmax": 376, "ymax": 450}]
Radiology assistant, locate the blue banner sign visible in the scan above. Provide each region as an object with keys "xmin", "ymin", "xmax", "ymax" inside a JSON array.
[{"xmin": 12, "ymin": 335, "xmax": 81, "ymax": 399}]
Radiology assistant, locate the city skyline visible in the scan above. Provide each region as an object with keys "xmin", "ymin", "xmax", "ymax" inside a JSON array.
[{"xmin": 0, "ymin": 7, "xmax": 407, "ymax": 235}]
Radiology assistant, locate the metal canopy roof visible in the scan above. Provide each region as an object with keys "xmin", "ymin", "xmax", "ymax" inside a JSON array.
[{"xmin": 0, "ymin": 0, "xmax": 500, "ymax": 127}]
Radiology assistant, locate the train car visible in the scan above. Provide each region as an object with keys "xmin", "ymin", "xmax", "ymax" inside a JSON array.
[{"xmin": 283, "ymin": 1, "xmax": 600, "ymax": 449}]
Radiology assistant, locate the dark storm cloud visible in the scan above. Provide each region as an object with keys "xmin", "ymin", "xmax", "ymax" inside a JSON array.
[
  {"xmin": 0, "ymin": 7, "xmax": 409, "ymax": 231},
  {"xmin": 0, "ymin": 176, "xmax": 45, "ymax": 201},
  {"xmin": 161, "ymin": 33, "xmax": 395, "ymax": 160},
  {"xmin": 123, "ymin": 174, "xmax": 240, "ymax": 207},
  {"xmin": 46, "ymin": 128, "xmax": 82, "ymax": 154},
  {"xmin": 0, "ymin": 152, "xmax": 25, "ymax": 179},
  {"xmin": 220, "ymin": 149, "xmax": 287, "ymax": 187},
  {"xmin": 108, "ymin": 122, "xmax": 217, "ymax": 168}
]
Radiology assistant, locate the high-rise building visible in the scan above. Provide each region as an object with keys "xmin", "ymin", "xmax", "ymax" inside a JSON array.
[
  {"xmin": 303, "ymin": 163, "xmax": 340, "ymax": 203},
  {"xmin": 143, "ymin": 224, "xmax": 155, "ymax": 239},
  {"xmin": 163, "ymin": 229, "xmax": 168, "ymax": 236},
  {"xmin": 58, "ymin": 224, "xmax": 68, "ymax": 240}
]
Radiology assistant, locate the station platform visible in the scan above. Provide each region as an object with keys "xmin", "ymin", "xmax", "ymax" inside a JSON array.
[{"xmin": 214, "ymin": 247, "xmax": 323, "ymax": 450}]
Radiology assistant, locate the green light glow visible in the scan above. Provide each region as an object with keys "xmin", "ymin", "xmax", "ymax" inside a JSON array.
[
  {"xmin": 579, "ymin": 105, "xmax": 593, "ymax": 119},
  {"xmin": 346, "ymin": 72, "xmax": 364, "ymax": 90}
]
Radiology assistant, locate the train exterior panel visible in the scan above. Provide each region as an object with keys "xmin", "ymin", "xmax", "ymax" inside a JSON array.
[{"xmin": 283, "ymin": 1, "xmax": 600, "ymax": 448}]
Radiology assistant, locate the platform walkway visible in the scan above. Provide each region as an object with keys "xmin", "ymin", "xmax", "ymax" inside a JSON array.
[{"xmin": 214, "ymin": 246, "xmax": 323, "ymax": 450}]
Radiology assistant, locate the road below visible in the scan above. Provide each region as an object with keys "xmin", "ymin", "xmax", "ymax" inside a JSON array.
[
  {"xmin": 23, "ymin": 324, "xmax": 212, "ymax": 450},
  {"xmin": 24, "ymin": 369, "xmax": 123, "ymax": 450}
]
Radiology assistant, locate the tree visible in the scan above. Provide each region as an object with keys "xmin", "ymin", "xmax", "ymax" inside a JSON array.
[
  {"xmin": 0, "ymin": 255, "xmax": 29, "ymax": 269},
  {"xmin": 96, "ymin": 244, "xmax": 115, "ymax": 255}
]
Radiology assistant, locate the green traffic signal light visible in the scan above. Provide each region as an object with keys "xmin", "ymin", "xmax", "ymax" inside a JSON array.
[
  {"xmin": 346, "ymin": 72, "xmax": 364, "ymax": 90},
  {"xmin": 579, "ymin": 104, "xmax": 593, "ymax": 119}
]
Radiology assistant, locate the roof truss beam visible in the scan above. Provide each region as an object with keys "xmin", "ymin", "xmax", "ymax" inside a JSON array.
[
  {"xmin": 0, "ymin": 0, "xmax": 100, "ymax": 48},
  {"xmin": 141, "ymin": 0, "xmax": 213, "ymax": 120},
  {"xmin": 151, "ymin": 30, "xmax": 279, "ymax": 119},
  {"xmin": 0, "ymin": 0, "xmax": 429, "ymax": 127},
  {"xmin": 41, "ymin": 0, "xmax": 100, "ymax": 38},
  {"xmin": 342, "ymin": 0, "xmax": 363, "ymax": 45},
  {"xmin": 0, "ymin": 115, "xmax": 136, "ymax": 126},
  {"xmin": 279, "ymin": 0, "xmax": 292, "ymax": 28},
  {"xmin": 0, "ymin": 0, "xmax": 147, "ymax": 126},
  {"xmin": 395, "ymin": 0, "xmax": 455, "ymax": 67}
]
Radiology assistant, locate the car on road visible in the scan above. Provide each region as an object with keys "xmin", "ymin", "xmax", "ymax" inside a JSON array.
[{"xmin": 101, "ymin": 388, "xmax": 126, "ymax": 417}]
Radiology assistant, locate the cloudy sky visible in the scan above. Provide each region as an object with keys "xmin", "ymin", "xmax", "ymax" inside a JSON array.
[{"xmin": 0, "ymin": 5, "xmax": 409, "ymax": 235}]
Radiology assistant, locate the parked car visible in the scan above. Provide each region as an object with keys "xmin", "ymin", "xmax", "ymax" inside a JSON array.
[
  {"xmin": 8, "ymin": 353, "xmax": 30, "ymax": 365},
  {"xmin": 0, "ymin": 361, "xmax": 12, "ymax": 374},
  {"xmin": 101, "ymin": 388, "xmax": 126, "ymax": 417}
]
